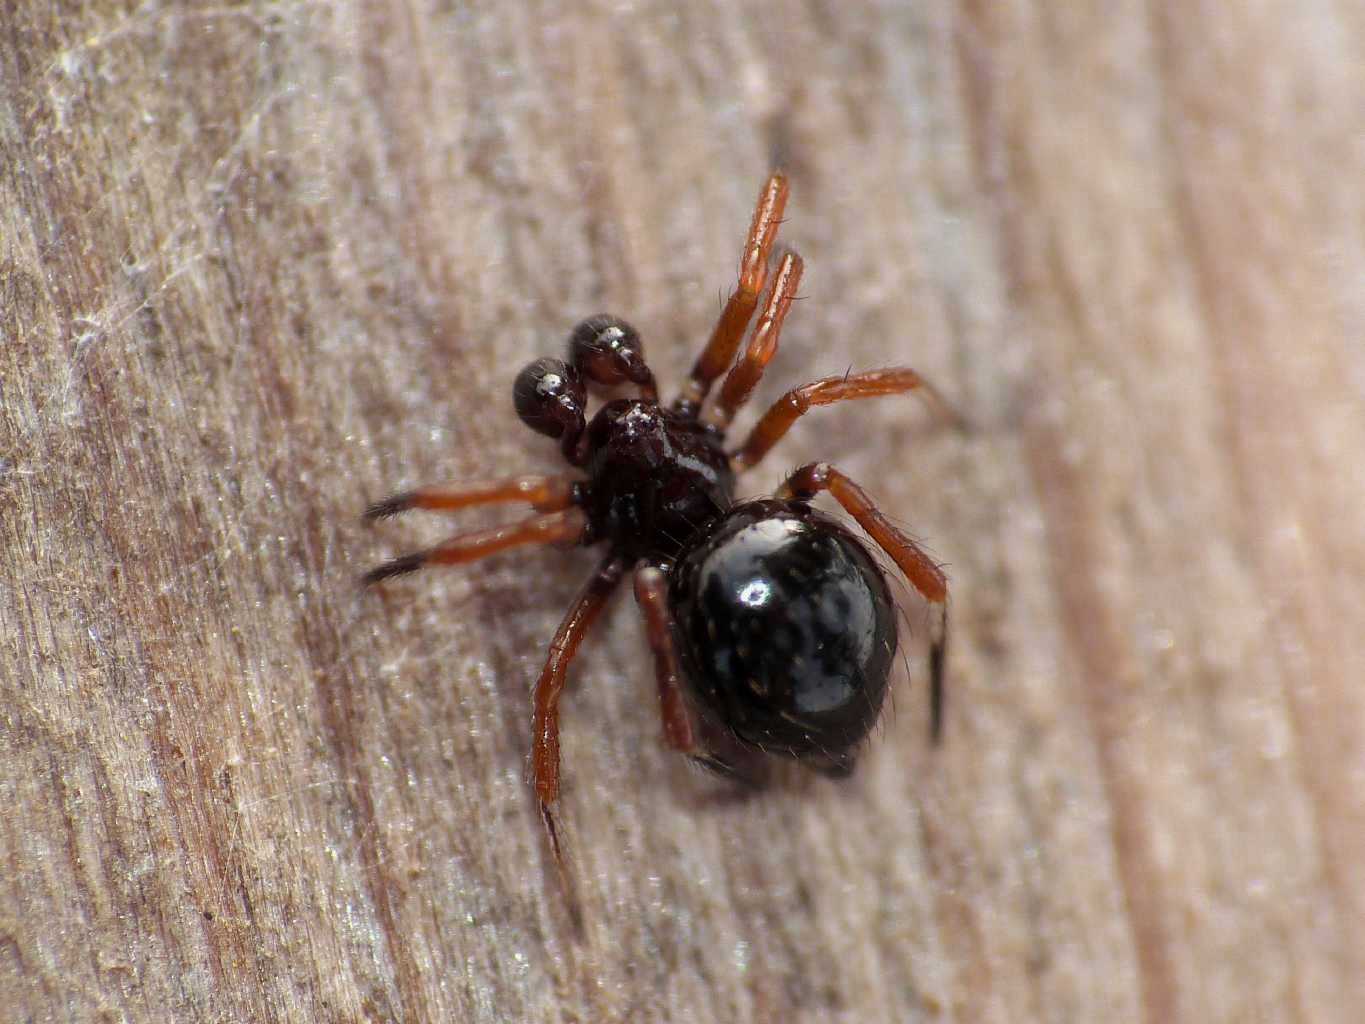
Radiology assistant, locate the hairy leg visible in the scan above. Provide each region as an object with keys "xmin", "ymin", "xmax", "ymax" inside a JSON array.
[
  {"xmin": 731, "ymin": 367, "xmax": 956, "ymax": 471},
  {"xmin": 529, "ymin": 556, "xmax": 627, "ymax": 807},
  {"xmin": 705, "ymin": 251, "xmax": 804, "ymax": 430},
  {"xmin": 364, "ymin": 474, "xmax": 579, "ymax": 520},
  {"xmin": 777, "ymin": 462, "xmax": 949, "ymax": 741},
  {"xmin": 362, "ymin": 507, "xmax": 588, "ymax": 585},
  {"xmin": 674, "ymin": 173, "xmax": 789, "ymax": 416}
]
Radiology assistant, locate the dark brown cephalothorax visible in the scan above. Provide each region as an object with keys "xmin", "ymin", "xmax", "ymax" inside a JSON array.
[{"xmin": 364, "ymin": 174, "xmax": 954, "ymax": 864}]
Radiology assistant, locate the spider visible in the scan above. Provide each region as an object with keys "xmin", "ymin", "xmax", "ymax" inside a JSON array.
[{"xmin": 364, "ymin": 173, "xmax": 951, "ymax": 853}]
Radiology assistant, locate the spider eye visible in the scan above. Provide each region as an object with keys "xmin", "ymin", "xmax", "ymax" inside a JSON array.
[
  {"xmin": 513, "ymin": 358, "xmax": 586, "ymax": 439},
  {"xmin": 568, "ymin": 315, "xmax": 648, "ymax": 387}
]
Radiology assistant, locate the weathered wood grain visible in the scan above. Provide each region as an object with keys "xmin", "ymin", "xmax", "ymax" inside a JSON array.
[{"xmin": 3, "ymin": 2, "xmax": 1363, "ymax": 1021}]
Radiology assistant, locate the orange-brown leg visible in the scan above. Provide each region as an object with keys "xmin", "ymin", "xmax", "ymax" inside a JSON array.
[
  {"xmin": 362, "ymin": 507, "xmax": 588, "ymax": 585},
  {"xmin": 632, "ymin": 566, "xmax": 695, "ymax": 752},
  {"xmin": 777, "ymin": 462, "xmax": 949, "ymax": 742},
  {"xmin": 704, "ymin": 251, "xmax": 804, "ymax": 431},
  {"xmin": 530, "ymin": 555, "xmax": 626, "ymax": 809},
  {"xmin": 730, "ymin": 367, "xmax": 958, "ymax": 472},
  {"xmin": 365, "ymin": 473, "xmax": 579, "ymax": 520},
  {"xmin": 634, "ymin": 566, "xmax": 759, "ymax": 781},
  {"xmin": 530, "ymin": 555, "xmax": 625, "ymax": 874},
  {"xmin": 674, "ymin": 172, "xmax": 789, "ymax": 416}
]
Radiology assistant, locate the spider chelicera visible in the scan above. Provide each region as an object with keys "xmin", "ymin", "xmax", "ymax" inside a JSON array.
[{"xmin": 364, "ymin": 173, "xmax": 951, "ymax": 851}]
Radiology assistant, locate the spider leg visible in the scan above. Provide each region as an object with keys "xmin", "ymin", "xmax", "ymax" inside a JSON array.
[
  {"xmin": 730, "ymin": 367, "xmax": 959, "ymax": 472},
  {"xmin": 674, "ymin": 172, "xmax": 789, "ymax": 416},
  {"xmin": 632, "ymin": 566, "xmax": 696, "ymax": 752},
  {"xmin": 776, "ymin": 462, "xmax": 949, "ymax": 742},
  {"xmin": 361, "ymin": 507, "xmax": 587, "ymax": 585},
  {"xmin": 703, "ymin": 252, "xmax": 803, "ymax": 431},
  {"xmin": 530, "ymin": 555, "xmax": 626, "ymax": 813},
  {"xmin": 633, "ymin": 565, "xmax": 764, "ymax": 783},
  {"xmin": 364, "ymin": 473, "xmax": 580, "ymax": 520},
  {"xmin": 627, "ymin": 565, "xmax": 693, "ymax": 748}
]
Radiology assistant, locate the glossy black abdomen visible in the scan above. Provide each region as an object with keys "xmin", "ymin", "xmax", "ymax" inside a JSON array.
[{"xmin": 668, "ymin": 499, "xmax": 897, "ymax": 762}]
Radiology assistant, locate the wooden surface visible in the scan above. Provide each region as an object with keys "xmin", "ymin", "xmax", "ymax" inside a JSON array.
[{"xmin": 4, "ymin": 3, "xmax": 1363, "ymax": 1021}]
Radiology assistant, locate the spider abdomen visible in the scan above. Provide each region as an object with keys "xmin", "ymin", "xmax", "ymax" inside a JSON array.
[{"xmin": 669, "ymin": 499, "xmax": 898, "ymax": 765}]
